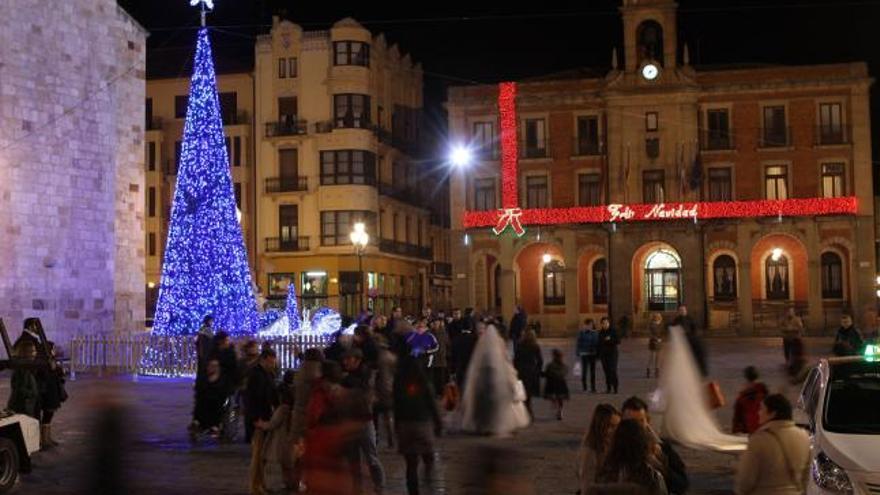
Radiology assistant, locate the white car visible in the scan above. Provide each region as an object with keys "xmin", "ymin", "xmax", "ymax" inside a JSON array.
[
  {"xmin": 0, "ymin": 411, "xmax": 40, "ymax": 492},
  {"xmin": 798, "ymin": 347, "xmax": 880, "ymax": 494}
]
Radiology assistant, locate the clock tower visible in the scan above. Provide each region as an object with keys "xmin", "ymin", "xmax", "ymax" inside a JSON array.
[{"xmin": 620, "ymin": 0, "xmax": 679, "ymax": 77}]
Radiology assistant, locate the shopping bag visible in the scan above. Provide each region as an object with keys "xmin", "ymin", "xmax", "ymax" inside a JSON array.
[
  {"xmin": 707, "ymin": 381, "xmax": 726, "ymax": 409},
  {"xmin": 442, "ymin": 382, "xmax": 460, "ymax": 411}
]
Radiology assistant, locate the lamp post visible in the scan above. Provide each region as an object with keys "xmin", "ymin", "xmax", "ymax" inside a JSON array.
[{"xmin": 350, "ymin": 222, "xmax": 369, "ymax": 315}]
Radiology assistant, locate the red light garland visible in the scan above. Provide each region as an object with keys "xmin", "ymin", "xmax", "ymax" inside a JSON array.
[{"xmin": 464, "ymin": 82, "xmax": 859, "ymax": 234}]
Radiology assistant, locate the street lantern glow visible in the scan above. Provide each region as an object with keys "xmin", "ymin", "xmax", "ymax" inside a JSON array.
[
  {"xmin": 771, "ymin": 248, "xmax": 784, "ymax": 261},
  {"xmin": 350, "ymin": 222, "xmax": 369, "ymax": 248},
  {"xmin": 450, "ymin": 145, "xmax": 473, "ymax": 167},
  {"xmin": 542, "ymin": 253, "xmax": 552, "ymax": 264}
]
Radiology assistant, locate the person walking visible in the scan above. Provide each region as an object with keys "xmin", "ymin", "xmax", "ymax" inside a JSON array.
[
  {"xmin": 596, "ymin": 419, "xmax": 668, "ymax": 494},
  {"xmin": 780, "ymin": 308, "xmax": 804, "ymax": 364},
  {"xmin": 196, "ymin": 315, "xmax": 215, "ymax": 380},
  {"xmin": 39, "ymin": 340, "xmax": 67, "ymax": 448},
  {"xmin": 429, "ymin": 318, "xmax": 451, "ymax": 397},
  {"xmin": 256, "ymin": 383, "xmax": 297, "ymax": 494},
  {"xmin": 246, "ymin": 349, "xmax": 279, "ymax": 495},
  {"xmin": 341, "ymin": 348, "xmax": 385, "ymax": 495},
  {"xmin": 673, "ymin": 305, "xmax": 708, "ymax": 377},
  {"xmin": 406, "ymin": 318, "xmax": 440, "ymax": 371},
  {"xmin": 543, "ymin": 349, "xmax": 570, "ymax": 421},
  {"xmin": 575, "ymin": 319, "xmax": 599, "ymax": 392},
  {"xmin": 513, "ymin": 330, "xmax": 543, "ymax": 419},
  {"xmin": 734, "ymin": 394, "xmax": 810, "ymax": 495},
  {"xmin": 597, "ymin": 317, "xmax": 620, "ymax": 394},
  {"xmin": 647, "ymin": 313, "xmax": 665, "ymax": 378},
  {"xmin": 833, "ymin": 313, "xmax": 865, "ymax": 356},
  {"xmin": 732, "ymin": 366, "xmax": 768, "ymax": 435},
  {"xmin": 394, "ymin": 356, "xmax": 442, "ymax": 495},
  {"xmin": 509, "ymin": 305, "xmax": 528, "ymax": 350},
  {"xmin": 578, "ymin": 403, "xmax": 621, "ymax": 495}
]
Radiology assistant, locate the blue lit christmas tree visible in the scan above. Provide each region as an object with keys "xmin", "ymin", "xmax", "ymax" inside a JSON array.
[
  {"xmin": 150, "ymin": 27, "xmax": 258, "ymax": 338},
  {"xmin": 286, "ymin": 281, "xmax": 300, "ymax": 333}
]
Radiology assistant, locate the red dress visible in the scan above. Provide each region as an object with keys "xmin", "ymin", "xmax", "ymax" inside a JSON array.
[{"xmin": 732, "ymin": 382, "xmax": 768, "ymax": 434}]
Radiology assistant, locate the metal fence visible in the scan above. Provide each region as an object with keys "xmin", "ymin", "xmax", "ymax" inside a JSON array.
[{"xmin": 68, "ymin": 333, "xmax": 330, "ymax": 379}]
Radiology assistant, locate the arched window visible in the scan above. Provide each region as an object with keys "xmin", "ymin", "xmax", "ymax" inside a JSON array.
[
  {"xmin": 592, "ymin": 258, "xmax": 609, "ymax": 305},
  {"xmin": 637, "ymin": 20, "xmax": 665, "ymax": 66},
  {"xmin": 543, "ymin": 259, "xmax": 565, "ymax": 306},
  {"xmin": 645, "ymin": 249, "xmax": 681, "ymax": 311},
  {"xmin": 712, "ymin": 255, "xmax": 737, "ymax": 301},
  {"xmin": 765, "ymin": 253, "xmax": 790, "ymax": 300},
  {"xmin": 821, "ymin": 252, "xmax": 843, "ymax": 299}
]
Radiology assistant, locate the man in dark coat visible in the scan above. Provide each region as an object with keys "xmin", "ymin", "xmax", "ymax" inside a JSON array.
[
  {"xmin": 833, "ymin": 314, "xmax": 865, "ymax": 356},
  {"xmin": 195, "ymin": 315, "xmax": 215, "ymax": 380},
  {"xmin": 672, "ymin": 305, "xmax": 708, "ymax": 377},
  {"xmin": 597, "ymin": 317, "xmax": 620, "ymax": 394},
  {"xmin": 509, "ymin": 305, "xmax": 528, "ymax": 347},
  {"xmin": 210, "ymin": 331, "xmax": 238, "ymax": 382},
  {"xmin": 246, "ymin": 349, "xmax": 278, "ymax": 495},
  {"xmin": 451, "ymin": 326, "xmax": 478, "ymax": 390}
]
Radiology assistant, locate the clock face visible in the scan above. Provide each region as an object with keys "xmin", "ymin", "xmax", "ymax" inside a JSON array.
[{"xmin": 642, "ymin": 63, "xmax": 659, "ymax": 80}]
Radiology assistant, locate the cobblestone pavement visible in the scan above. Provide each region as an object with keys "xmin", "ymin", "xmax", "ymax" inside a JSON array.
[{"xmin": 13, "ymin": 337, "xmax": 829, "ymax": 495}]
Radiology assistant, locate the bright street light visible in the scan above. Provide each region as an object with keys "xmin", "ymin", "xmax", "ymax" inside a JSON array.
[
  {"xmin": 349, "ymin": 222, "xmax": 369, "ymax": 248},
  {"xmin": 771, "ymin": 248, "xmax": 783, "ymax": 262},
  {"xmin": 450, "ymin": 145, "xmax": 473, "ymax": 167}
]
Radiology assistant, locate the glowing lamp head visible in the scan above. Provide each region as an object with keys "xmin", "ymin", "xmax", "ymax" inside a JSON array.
[
  {"xmin": 450, "ymin": 145, "xmax": 473, "ymax": 168},
  {"xmin": 350, "ymin": 222, "xmax": 369, "ymax": 248},
  {"xmin": 771, "ymin": 248, "xmax": 784, "ymax": 262},
  {"xmin": 542, "ymin": 253, "xmax": 552, "ymax": 264},
  {"xmin": 147, "ymin": 281, "xmax": 156, "ymax": 289}
]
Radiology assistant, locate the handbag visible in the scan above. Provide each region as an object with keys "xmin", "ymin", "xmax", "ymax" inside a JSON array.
[
  {"xmin": 442, "ymin": 382, "xmax": 460, "ymax": 412},
  {"xmin": 707, "ymin": 381, "xmax": 726, "ymax": 409}
]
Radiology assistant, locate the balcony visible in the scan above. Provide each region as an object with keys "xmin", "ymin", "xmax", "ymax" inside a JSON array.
[
  {"xmin": 265, "ymin": 176, "xmax": 308, "ymax": 193},
  {"xmin": 334, "ymin": 115, "xmax": 372, "ymax": 130},
  {"xmin": 431, "ymin": 262, "xmax": 452, "ymax": 277},
  {"xmin": 520, "ymin": 141, "xmax": 549, "ymax": 159},
  {"xmin": 265, "ymin": 236, "xmax": 310, "ymax": 253},
  {"xmin": 758, "ymin": 127, "xmax": 791, "ymax": 148},
  {"xmin": 379, "ymin": 239, "xmax": 432, "ymax": 260},
  {"xmin": 700, "ymin": 131, "xmax": 736, "ymax": 151},
  {"xmin": 265, "ymin": 119, "xmax": 308, "ymax": 137},
  {"xmin": 224, "ymin": 111, "xmax": 250, "ymax": 126},
  {"xmin": 378, "ymin": 182, "xmax": 422, "ymax": 206},
  {"xmin": 314, "ymin": 121, "xmax": 334, "ymax": 134},
  {"xmin": 815, "ymin": 125, "xmax": 851, "ymax": 146},
  {"xmin": 572, "ymin": 138, "xmax": 603, "ymax": 157}
]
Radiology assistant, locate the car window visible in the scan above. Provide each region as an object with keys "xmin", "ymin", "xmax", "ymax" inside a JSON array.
[{"xmin": 823, "ymin": 361, "xmax": 880, "ymax": 434}]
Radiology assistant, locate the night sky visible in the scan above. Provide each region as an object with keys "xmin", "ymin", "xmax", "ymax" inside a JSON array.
[{"xmin": 119, "ymin": 0, "xmax": 880, "ymax": 178}]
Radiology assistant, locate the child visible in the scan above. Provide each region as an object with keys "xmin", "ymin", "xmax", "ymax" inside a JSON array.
[
  {"xmin": 732, "ymin": 366, "xmax": 768, "ymax": 434},
  {"xmin": 543, "ymin": 349, "xmax": 570, "ymax": 420}
]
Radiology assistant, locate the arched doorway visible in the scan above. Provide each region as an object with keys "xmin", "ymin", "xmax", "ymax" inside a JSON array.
[
  {"xmin": 765, "ymin": 250, "xmax": 790, "ymax": 300},
  {"xmin": 644, "ymin": 248, "xmax": 682, "ymax": 311}
]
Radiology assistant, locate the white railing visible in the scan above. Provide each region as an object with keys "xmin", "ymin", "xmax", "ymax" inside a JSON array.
[{"xmin": 67, "ymin": 333, "xmax": 330, "ymax": 379}]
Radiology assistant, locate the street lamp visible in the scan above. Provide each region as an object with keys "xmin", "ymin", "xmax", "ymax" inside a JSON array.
[
  {"xmin": 350, "ymin": 222, "xmax": 369, "ymax": 315},
  {"xmin": 449, "ymin": 144, "xmax": 473, "ymax": 168}
]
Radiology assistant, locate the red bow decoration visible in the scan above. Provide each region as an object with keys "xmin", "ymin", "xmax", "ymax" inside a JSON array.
[{"xmin": 493, "ymin": 208, "xmax": 526, "ymax": 236}]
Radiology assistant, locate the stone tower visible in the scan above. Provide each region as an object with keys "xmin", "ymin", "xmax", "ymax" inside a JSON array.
[{"xmin": 0, "ymin": 0, "xmax": 147, "ymax": 342}]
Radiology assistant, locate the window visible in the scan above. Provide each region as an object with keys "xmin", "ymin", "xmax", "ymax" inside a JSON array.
[
  {"xmin": 765, "ymin": 165, "xmax": 788, "ymax": 200},
  {"xmin": 278, "ymin": 96, "xmax": 298, "ymax": 122},
  {"xmin": 578, "ymin": 173, "xmax": 602, "ymax": 206},
  {"xmin": 524, "ymin": 118, "xmax": 547, "ymax": 158},
  {"xmin": 278, "ymin": 58, "xmax": 287, "ymax": 78},
  {"xmin": 268, "ymin": 273, "xmax": 295, "ymax": 297},
  {"xmin": 526, "ymin": 175, "xmax": 549, "ymax": 208},
  {"xmin": 592, "ymin": 258, "xmax": 608, "ymax": 305},
  {"xmin": 301, "ymin": 271, "xmax": 328, "ymax": 308},
  {"xmin": 334, "ymin": 94, "xmax": 371, "ymax": 128},
  {"xmin": 576, "ymin": 116, "xmax": 600, "ymax": 155},
  {"xmin": 279, "ymin": 204, "xmax": 299, "ymax": 248},
  {"xmin": 279, "ymin": 148, "xmax": 299, "ymax": 182},
  {"xmin": 145, "ymin": 97, "xmax": 153, "ymax": 128},
  {"xmin": 147, "ymin": 142, "xmax": 156, "ymax": 171},
  {"xmin": 288, "ymin": 57, "xmax": 297, "ymax": 78},
  {"xmin": 474, "ymin": 178, "xmax": 496, "ymax": 211},
  {"xmin": 707, "ymin": 167, "xmax": 732, "ymax": 201},
  {"xmin": 219, "ymin": 92, "xmax": 237, "ymax": 125},
  {"xmin": 473, "ymin": 121, "xmax": 496, "ymax": 158},
  {"xmin": 645, "ymin": 112, "xmax": 659, "ymax": 132},
  {"xmin": 821, "ymin": 252, "xmax": 844, "ymax": 299},
  {"xmin": 234, "ymin": 183, "xmax": 242, "ymax": 209},
  {"xmin": 765, "ymin": 253, "xmax": 789, "ymax": 300},
  {"xmin": 818, "ymin": 103, "xmax": 844, "ymax": 144},
  {"xmin": 643, "ymin": 170, "xmax": 665, "ymax": 203},
  {"xmin": 762, "ymin": 106, "xmax": 788, "ymax": 147},
  {"xmin": 712, "ymin": 255, "xmax": 737, "ymax": 301},
  {"xmin": 148, "ymin": 232, "xmax": 156, "ymax": 257},
  {"xmin": 822, "ymin": 163, "xmax": 845, "ymax": 198},
  {"xmin": 320, "ymin": 211, "xmax": 376, "ymax": 246},
  {"xmin": 174, "ymin": 95, "xmax": 188, "ymax": 119},
  {"xmin": 233, "ymin": 136, "xmax": 242, "ymax": 167},
  {"xmin": 543, "ymin": 259, "xmax": 565, "ymax": 306},
  {"xmin": 333, "ymin": 41, "xmax": 370, "ymax": 66},
  {"xmin": 645, "ymin": 249, "xmax": 681, "ymax": 311},
  {"xmin": 706, "ymin": 109, "xmax": 731, "ymax": 149},
  {"xmin": 148, "ymin": 187, "xmax": 156, "ymax": 217},
  {"xmin": 320, "ymin": 150, "xmax": 376, "ymax": 185}
]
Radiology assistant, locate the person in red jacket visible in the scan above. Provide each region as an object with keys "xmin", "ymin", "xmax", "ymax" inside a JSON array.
[{"xmin": 732, "ymin": 366, "xmax": 768, "ymax": 434}]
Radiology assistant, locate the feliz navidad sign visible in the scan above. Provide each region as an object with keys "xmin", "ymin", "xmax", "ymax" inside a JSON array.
[{"xmin": 461, "ymin": 82, "xmax": 858, "ymax": 236}]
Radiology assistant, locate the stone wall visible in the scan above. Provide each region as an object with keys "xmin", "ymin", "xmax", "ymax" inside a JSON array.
[{"xmin": 0, "ymin": 0, "xmax": 146, "ymax": 343}]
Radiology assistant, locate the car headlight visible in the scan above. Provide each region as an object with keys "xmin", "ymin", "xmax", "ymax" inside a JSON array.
[{"xmin": 812, "ymin": 452, "xmax": 853, "ymax": 493}]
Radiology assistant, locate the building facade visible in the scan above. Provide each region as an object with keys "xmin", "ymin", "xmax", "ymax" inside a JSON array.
[
  {"xmin": 145, "ymin": 17, "xmax": 451, "ymax": 321},
  {"xmin": 448, "ymin": 0, "xmax": 875, "ymax": 336},
  {"xmin": 0, "ymin": 0, "xmax": 146, "ymax": 341}
]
